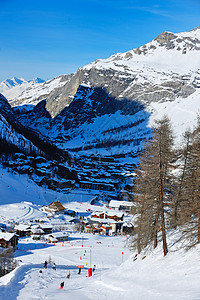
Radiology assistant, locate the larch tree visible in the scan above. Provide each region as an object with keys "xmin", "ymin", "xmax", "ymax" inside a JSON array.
[
  {"xmin": 133, "ymin": 116, "xmax": 175, "ymax": 256},
  {"xmin": 178, "ymin": 118, "xmax": 200, "ymax": 248},
  {"xmin": 172, "ymin": 130, "xmax": 193, "ymax": 228}
]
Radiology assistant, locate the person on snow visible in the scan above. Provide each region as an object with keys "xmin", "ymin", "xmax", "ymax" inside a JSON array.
[
  {"xmin": 60, "ymin": 282, "xmax": 64, "ymax": 289},
  {"xmin": 67, "ymin": 271, "xmax": 70, "ymax": 278},
  {"xmin": 44, "ymin": 261, "xmax": 47, "ymax": 269},
  {"xmin": 93, "ymin": 265, "xmax": 96, "ymax": 272},
  {"xmin": 53, "ymin": 263, "xmax": 56, "ymax": 270},
  {"xmin": 78, "ymin": 267, "xmax": 81, "ymax": 274}
]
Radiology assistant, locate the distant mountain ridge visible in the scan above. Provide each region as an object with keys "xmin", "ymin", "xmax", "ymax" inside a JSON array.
[
  {"xmin": 0, "ymin": 77, "xmax": 44, "ymax": 91},
  {"xmin": 0, "ymin": 75, "xmax": 72, "ymax": 108},
  {"xmin": 1, "ymin": 27, "xmax": 200, "ymax": 158},
  {"xmin": 0, "ymin": 27, "xmax": 200, "ymax": 199}
]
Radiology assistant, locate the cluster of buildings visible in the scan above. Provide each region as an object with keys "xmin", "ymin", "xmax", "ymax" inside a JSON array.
[{"xmin": 0, "ymin": 199, "xmax": 135, "ymax": 252}]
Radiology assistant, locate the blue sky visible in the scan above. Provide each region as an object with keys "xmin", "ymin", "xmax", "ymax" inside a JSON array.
[{"xmin": 0, "ymin": 0, "xmax": 199, "ymax": 82}]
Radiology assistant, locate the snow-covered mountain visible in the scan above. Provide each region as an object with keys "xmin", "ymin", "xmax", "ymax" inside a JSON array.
[
  {"xmin": 9, "ymin": 26, "xmax": 199, "ymax": 156},
  {"xmin": 0, "ymin": 93, "xmax": 43, "ymax": 156},
  {"xmin": 41, "ymin": 26, "xmax": 200, "ymax": 117},
  {"xmin": 0, "ymin": 77, "xmax": 44, "ymax": 96},
  {"xmin": 0, "ymin": 27, "xmax": 200, "ymax": 197},
  {"xmin": 0, "ymin": 75, "xmax": 73, "ymax": 108}
]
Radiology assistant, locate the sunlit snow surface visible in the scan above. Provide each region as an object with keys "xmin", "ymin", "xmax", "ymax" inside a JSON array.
[
  {"xmin": 0, "ymin": 229, "xmax": 200, "ymax": 299},
  {"xmin": 0, "ymin": 167, "xmax": 200, "ymax": 299}
]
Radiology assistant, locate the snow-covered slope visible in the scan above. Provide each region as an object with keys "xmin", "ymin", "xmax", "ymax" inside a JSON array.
[
  {"xmin": 0, "ymin": 159, "xmax": 199, "ymax": 299},
  {"xmin": 83, "ymin": 27, "xmax": 200, "ymax": 75},
  {"xmin": 0, "ymin": 225, "xmax": 199, "ymax": 299},
  {"xmin": 0, "ymin": 93, "xmax": 42, "ymax": 155},
  {"xmin": 0, "ymin": 77, "xmax": 44, "ymax": 100},
  {"xmin": 0, "ymin": 75, "xmax": 72, "ymax": 108},
  {"xmin": 4, "ymin": 27, "xmax": 200, "ymax": 157}
]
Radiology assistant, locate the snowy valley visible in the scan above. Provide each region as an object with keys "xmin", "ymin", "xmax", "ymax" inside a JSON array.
[{"xmin": 0, "ymin": 26, "xmax": 200, "ymax": 299}]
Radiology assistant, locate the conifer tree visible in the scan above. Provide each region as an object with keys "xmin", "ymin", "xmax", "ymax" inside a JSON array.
[
  {"xmin": 133, "ymin": 116, "xmax": 174, "ymax": 256},
  {"xmin": 178, "ymin": 118, "xmax": 200, "ymax": 247},
  {"xmin": 172, "ymin": 130, "xmax": 193, "ymax": 228}
]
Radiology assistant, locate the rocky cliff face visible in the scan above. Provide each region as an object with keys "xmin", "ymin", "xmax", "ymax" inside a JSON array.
[
  {"xmin": 3, "ymin": 27, "xmax": 200, "ymax": 157},
  {"xmin": 41, "ymin": 27, "xmax": 200, "ymax": 118}
]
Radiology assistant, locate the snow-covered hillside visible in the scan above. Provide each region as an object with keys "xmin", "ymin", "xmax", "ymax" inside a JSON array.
[
  {"xmin": 7, "ymin": 26, "xmax": 199, "ymax": 159},
  {"xmin": 0, "ymin": 75, "xmax": 71, "ymax": 108},
  {"xmin": 0, "ymin": 165, "xmax": 199, "ymax": 299},
  {"xmin": 0, "ymin": 224, "xmax": 200, "ymax": 299},
  {"xmin": 83, "ymin": 27, "xmax": 200, "ymax": 75},
  {"xmin": 0, "ymin": 77, "xmax": 44, "ymax": 101}
]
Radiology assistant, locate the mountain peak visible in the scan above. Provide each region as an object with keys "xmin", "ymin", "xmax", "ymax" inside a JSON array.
[
  {"xmin": 154, "ymin": 31, "xmax": 177, "ymax": 44},
  {"xmin": 29, "ymin": 77, "xmax": 45, "ymax": 84}
]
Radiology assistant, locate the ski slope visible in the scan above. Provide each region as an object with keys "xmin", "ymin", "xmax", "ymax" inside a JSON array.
[{"xmin": 0, "ymin": 231, "xmax": 200, "ymax": 300}]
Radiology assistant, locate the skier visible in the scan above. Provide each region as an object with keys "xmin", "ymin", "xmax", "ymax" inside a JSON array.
[
  {"xmin": 52, "ymin": 263, "xmax": 56, "ymax": 270},
  {"xmin": 60, "ymin": 282, "xmax": 64, "ymax": 289},
  {"xmin": 93, "ymin": 265, "xmax": 96, "ymax": 272},
  {"xmin": 67, "ymin": 271, "xmax": 70, "ymax": 278},
  {"xmin": 78, "ymin": 267, "xmax": 81, "ymax": 274},
  {"xmin": 44, "ymin": 261, "xmax": 47, "ymax": 269}
]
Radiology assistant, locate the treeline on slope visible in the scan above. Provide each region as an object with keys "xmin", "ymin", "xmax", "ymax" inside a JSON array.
[
  {"xmin": 0, "ymin": 120, "xmax": 71, "ymax": 163},
  {"xmin": 0, "ymin": 100, "xmax": 70, "ymax": 162},
  {"xmin": 6, "ymin": 120, "xmax": 70, "ymax": 162},
  {"xmin": 131, "ymin": 115, "xmax": 200, "ymax": 256},
  {"xmin": 0, "ymin": 136, "xmax": 38, "ymax": 160}
]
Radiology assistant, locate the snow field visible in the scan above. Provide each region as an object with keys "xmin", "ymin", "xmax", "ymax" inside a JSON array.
[{"xmin": 1, "ymin": 231, "xmax": 200, "ymax": 299}]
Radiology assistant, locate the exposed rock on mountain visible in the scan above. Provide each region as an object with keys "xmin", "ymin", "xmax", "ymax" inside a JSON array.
[
  {"xmin": 40, "ymin": 27, "xmax": 200, "ymax": 117},
  {"xmin": 1, "ymin": 27, "xmax": 200, "ymax": 198},
  {"xmin": 2, "ymin": 27, "xmax": 200, "ymax": 158}
]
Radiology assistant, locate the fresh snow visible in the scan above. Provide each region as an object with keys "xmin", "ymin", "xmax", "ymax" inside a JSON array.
[
  {"xmin": 83, "ymin": 27, "xmax": 200, "ymax": 76},
  {"xmin": 0, "ymin": 76, "xmax": 66, "ymax": 107},
  {"xmin": 0, "ymin": 27, "xmax": 200, "ymax": 299},
  {"xmin": 148, "ymin": 88, "xmax": 200, "ymax": 145},
  {"xmin": 0, "ymin": 166, "xmax": 200, "ymax": 299}
]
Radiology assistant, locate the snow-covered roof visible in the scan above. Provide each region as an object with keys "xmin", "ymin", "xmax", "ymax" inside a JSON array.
[
  {"xmin": 109, "ymin": 200, "xmax": 134, "ymax": 208},
  {"xmin": 39, "ymin": 223, "xmax": 53, "ymax": 229},
  {"xmin": 91, "ymin": 210, "xmax": 124, "ymax": 217},
  {"xmin": 15, "ymin": 224, "xmax": 31, "ymax": 231},
  {"xmin": 90, "ymin": 217, "xmax": 123, "ymax": 224},
  {"xmin": 31, "ymin": 228, "xmax": 44, "ymax": 234},
  {"xmin": 46, "ymin": 231, "xmax": 69, "ymax": 239},
  {"xmin": 0, "ymin": 232, "xmax": 17, "ymax": 241}
]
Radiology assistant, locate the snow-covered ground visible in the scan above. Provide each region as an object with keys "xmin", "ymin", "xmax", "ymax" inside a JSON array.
[
  {"xmin": 0, "ymin": 76, "xmax": 67, "ymax": 107},
  {"xmin": 0, "ymin": 166, "xmax": 200, "ymax": 299},
  {"xmin": 0, "ymin": 231, "xmax": 200, "ymax": 300}
]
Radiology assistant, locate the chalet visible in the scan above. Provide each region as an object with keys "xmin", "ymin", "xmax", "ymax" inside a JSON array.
[
  {"xmin": 39, "ymin": 223, "xmax": 53, "ymax": 234},
  {"xmin": 101, "ymin": 220, "xmax": 123, "ymax": 236},
  {"xmin": 91, "ymin": 211, "xmax": 124, "ymax": 222},
  {"xmin": 15, "ymin": 224, "xmax": 32, "ymax": 237},
  {"xmin": 85, "ymin": 224, "xmax": 101, "ymax": 234},
  {"xmin": 89, "ymin": 213, "xmax": 124, "ymax": 235},
  {"xmin": 44, "ymin": 231, "xmax": 69, "ymax": 243},
  {"xmin": 105, "ymin": 211, "xmax": 124, "ymax": 222},
  {"xmin": 91, "ymin": 212, "xmax": 105, "ymax": 219},
  {"xmin": 31, "ymin": 228, "xmax": 45, "ymax": 238},
  {"xmin": 0, "ymin": 232, "xmax": 18, "ymax": 251},
  {"xmin": 109, "ymin": 200, "xmax": 134, "ymax": 212},
  {"xmin": 43, "ymin": 201, "xmax": 65, "ymax": 214},
  {"xmin": 101, "ymin": 224, "xmax": 112, "ymax": 235}
]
